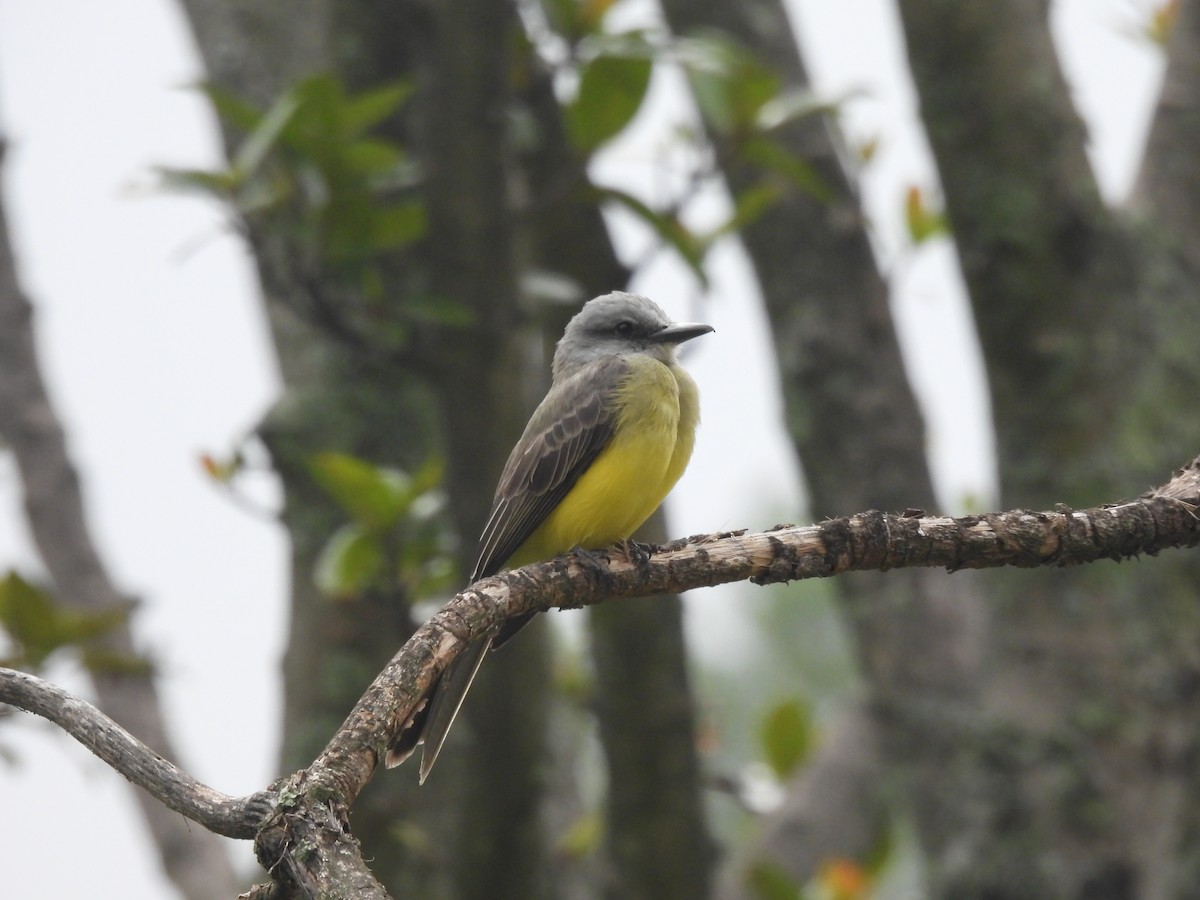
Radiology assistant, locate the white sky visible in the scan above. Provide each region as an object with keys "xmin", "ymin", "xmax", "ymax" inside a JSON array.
[{"xmin": 0, "ymin": 0, "xmax": 1163, "ymax": 896}]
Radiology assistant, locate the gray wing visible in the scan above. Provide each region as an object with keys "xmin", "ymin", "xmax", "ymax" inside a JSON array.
[
  {"xmin": 408, "ymin": 356, "xmax": 628, "ymax": 782},
  {"xmin": 470, "ymin": 355, "xmax": 629, "ymax": 581}
]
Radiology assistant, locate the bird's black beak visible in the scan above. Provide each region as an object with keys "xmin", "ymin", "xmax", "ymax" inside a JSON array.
[{"xmin": 649, "ymin": 322, "xmax": 715, "ymax": 345}]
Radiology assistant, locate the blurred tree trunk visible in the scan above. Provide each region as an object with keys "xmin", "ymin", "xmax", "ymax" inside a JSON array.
[
  {"xmin": 898, "ymin": 2, "xmax": 1200, "ymax": 897},
  {"xmin": 658, "ymin": 0, "xmax": 990, "ymax": 893},
  {"xmin": 590, "ymin": 515, "xmax": 715, "ymax": 900},
  {"xmin": 415, "ymin": 1, "xmax": 554, "ymax": 896},
  {"xmin": 1134, "ymin": 13, "xmax": 1200, "ymax": 894},
  {"xmin": 0, "ymin": 143, "xmax": 239, "ymax": 900},
  {"xmin": 180, "ymin": 1, "xmax": 714, "ymax": 897},
  {"xmin": 897, "ymin": 0, "xmax": 1141, "ymax": 502},
  {"xmin": 175, "ymin": 3, "xmax": 499, "ymax": 897}
]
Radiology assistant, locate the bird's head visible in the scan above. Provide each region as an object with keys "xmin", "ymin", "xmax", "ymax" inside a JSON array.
[{"xmin": 553, "ymin": 292, "xmax": 713, "ymax": 380}]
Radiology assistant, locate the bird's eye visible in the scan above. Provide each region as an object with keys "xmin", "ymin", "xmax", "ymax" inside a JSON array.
[{"xmin": 615, "ymin": 320, "xmax": 635, "ymax": 337}]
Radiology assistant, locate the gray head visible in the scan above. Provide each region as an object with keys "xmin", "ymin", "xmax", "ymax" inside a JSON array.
[{"xmin": 552, "ymin": 292, "xmax": 713, "ymax": 381}]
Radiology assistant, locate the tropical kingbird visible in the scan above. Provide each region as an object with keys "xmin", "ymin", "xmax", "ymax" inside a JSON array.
[{"xmin": 388, "ymin": 291, "xmax": 713, "ymax": 782}]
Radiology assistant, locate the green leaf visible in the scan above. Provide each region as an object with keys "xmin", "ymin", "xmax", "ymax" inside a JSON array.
[
  {"xmin": 1146, "ymin": 0, "xmax": 1179, "ymax": 47},
  {"xmin": 679, "ymin": 30, "xmax": 779, "ymax": 136},
  {"xmin": 343, "ymin": 139, "xmax": 402, "ymax": 176},
  {"xmin": 0, "ymin": 572, "xmax": 129, "ymax": 671},
  {"xmin": 343, "ymin": 81, "xmax": 414, "ymax": 136},
  {"xmin": 0, "ymin": 573, "xmax": 60, "ymax": 668},
  {"xmin": 235, "ymin": 170, "xmax": 294, "ymax": 216},
  {"xmin": 198, "ymin": 83, "xmax": 264, "ymax": 132},
  {"xmin": 745, "ymin": 860, "xmax": 804, "ymax": 900},
  {"xmin": 311, "ymin": 457, "xmax": 449, "ymax": 599},
  {"xmin": 323, "ymin": 199, "xmax": 377, "ymax": 264},
  {"xmin": 309, "ymin": 452, "xmax": 414, "ymax": 530},
  {"xmin": 309, "ymin": 453, "xmax": 445, "ymax": 532},
  {"xmin": 369, "ymin": 201, "xmax": 428, "ymax": 252},
  {"xmin": 699, "ymin": 181, "xmax": 782, "ymax": 247},
  {"xmin": 740, "ymin": 136, "xmax": 832, "ymax": 201},
  {"xmin": 904, "ymin": 185, "xmax": 947, "ymax": 244},
  {"xmin": 591, "ymin": 185, "xmax": 709, "ymax": 286},
  {"xmin": 540, "ymin": 0, "xmax": 617, "ymax": 41},
  {"xmin": 231, "ymin": 90, "xmax": 303, "ymax": 181},
  {"xmin": 567, "ymin": 50, "xmax": 653, "ymax": 154},
  {"xmin": 314, "ymin": 524, "xmax": 384, "ymax": 600},
  {"xmin": 408, "ymin": 457, "xmax": 447, "ymax": 501},
  {"xmin": 290, "ymin": 74, "xmax": 346, "ymax": 139},
  {"xmin": 155, "ymin": 167, "xmax": 239, "ymax": 197},
  {"xmin": 540, "ymin": 0, "xmax": 577, "ymax": 37},
  {"xmin": 761, "ymin": 698, "xmax": 813, "ymax": 778},
  {"xmin": 190, "ymin": 75, "xmax": 426, "ymax": 285},
  {"xmin": 755, "ymin": 89, "xmax": 826, "ymax": 132}
]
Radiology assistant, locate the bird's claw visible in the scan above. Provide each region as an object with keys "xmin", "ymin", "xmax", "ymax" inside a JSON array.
[{"xmin": 616, "ymin": 539, "xmax": 653, "ymax": 567}]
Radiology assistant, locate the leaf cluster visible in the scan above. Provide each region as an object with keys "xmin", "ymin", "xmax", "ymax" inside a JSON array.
[
  {"xmin": 540, "ymin": 2, "xmax": 839, "ymax": 285},
  {"xmin": 0, "ymin": 572, "xmax": 145, "ymax": 675},
  {"xmin": 308, "ymin": 453, "xmax": 455, "ymax": 602},
  {"xmin": 161, "ymin": 75, "xmax": 425, "ymax": 295}
]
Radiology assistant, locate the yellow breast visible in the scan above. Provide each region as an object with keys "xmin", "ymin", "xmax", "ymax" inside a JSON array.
[{"xmin": 511, "ymin": 356, "xmax": 700, "ymax": 566}]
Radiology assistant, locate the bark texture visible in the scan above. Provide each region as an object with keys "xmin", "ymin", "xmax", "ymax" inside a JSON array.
[{"xmin": 898, "ymin": 2, "xmax": 1200, "ymax": 896}]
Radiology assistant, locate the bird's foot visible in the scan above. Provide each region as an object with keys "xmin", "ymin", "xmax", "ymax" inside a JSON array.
[
  {"xmin": 571, "ymin": 546, "xmax": 612, "ymax": 580},
  {"xmin": 615, "ymin": 539, "xmax": 653, "ymax": 567}
]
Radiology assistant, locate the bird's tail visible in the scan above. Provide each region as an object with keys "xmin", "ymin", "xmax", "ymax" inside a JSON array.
[
  {"xmin": 386, "ymin": 612, "xmax": 539, "ymax": 779},
  {"xmin": 405, "ymin": 636, "xmax": 492, "ymax": 784}
]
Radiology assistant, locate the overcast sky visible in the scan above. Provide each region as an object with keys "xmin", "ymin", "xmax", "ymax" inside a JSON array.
[{"xmin": 0, "ymin": 1, "xmax": 1162, "ymax": 895}]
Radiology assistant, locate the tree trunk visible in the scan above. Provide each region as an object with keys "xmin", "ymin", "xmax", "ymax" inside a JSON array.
[
  {"xmin": 898, "ymin": 2, "xmax": 1200, "ymax": 897},
  {"xmin": 658, "ymin": 0, "xmax": 992, "ymax": 893},
  {"xmin": 177, "ymin": 2, "xmax": 462, "ymax": 895}
]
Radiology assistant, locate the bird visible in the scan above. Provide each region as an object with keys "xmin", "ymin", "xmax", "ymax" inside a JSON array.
[{"xmin": 386, "ymin": 291, "xmax": 713, "ymax": 782}]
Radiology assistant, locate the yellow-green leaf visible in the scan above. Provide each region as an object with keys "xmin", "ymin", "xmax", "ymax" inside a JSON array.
[
  {"xmin": 308, "ymin": 452, "xmax": 414, "ymax": 530},
  {"xmin": 314, "ymin": 524, "xmax": 384, "ymax": 600},
  {"xmin": 558, "ymin": 813, "xmax": 602, "ymax": 859},
  {"xmin": 760, "ymin": 698, "xmax": 813, "ymax": 779},
  {"xmin": 745, "ymin": 860, "xmax": 803, "ymax": 900},
  {"xmin": 904, "ymin": 185, "xmax": 948, "ymax": 244},
  {"xmin": 679, "ymin": 30, "xmax": 779, "ymax": 136}
]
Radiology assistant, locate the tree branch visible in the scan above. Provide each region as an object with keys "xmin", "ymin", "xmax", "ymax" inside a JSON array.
[
  {"xmin": 307, "ymin": 454, "xmax": 1200, "ymax": 816},
  {"xmin": 5, "ymin": 455, "xmax": 1198, "ymax": 897},
  {"xmin": 0, "ymin": 668, "xmax": 272, "ymax": 839}
]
